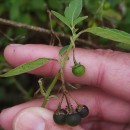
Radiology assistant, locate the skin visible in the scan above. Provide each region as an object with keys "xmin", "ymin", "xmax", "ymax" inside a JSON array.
[{"xmin": 0, "ymin": 44, "xmax": 130, "ymax": 130}]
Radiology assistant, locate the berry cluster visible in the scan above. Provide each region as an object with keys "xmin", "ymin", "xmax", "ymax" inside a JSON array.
[
  {"xmin": 53, "ymin": 104, "xmax": 89, "ymax": 126},
  {"xmin": 53, "ymin": 92, "xmax": 89, "ymax": 126},
  {"xmin": 53, "ymin": 50, "xmax": 87, "ymax": 126}
]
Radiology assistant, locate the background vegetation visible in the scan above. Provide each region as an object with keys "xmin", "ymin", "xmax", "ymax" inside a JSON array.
[{"xmin": 0, "ymin": 0, "xmax": 130, "ymax": 121}]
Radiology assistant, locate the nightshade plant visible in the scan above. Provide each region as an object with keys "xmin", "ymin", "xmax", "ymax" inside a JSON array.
[{"xmin": 1, "ymin": 0, "xmax": 130, "ymax": 127}]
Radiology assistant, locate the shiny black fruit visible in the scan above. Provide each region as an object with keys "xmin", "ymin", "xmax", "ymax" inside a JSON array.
[
  {"xmin": 66, "ymin": 112, "xmax": 81, "ymax": 126},
  {"xmin": 53, "ymin": 109, "xmax": 67, "ymax": 125},
  {"xmin": 76, "ymin": 105, "xmax": 89, "ymax": 118}
]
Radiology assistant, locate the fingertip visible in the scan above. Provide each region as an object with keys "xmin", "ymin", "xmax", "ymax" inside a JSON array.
[
  {"xmin": 4, "ymin": 44, "xmax": 23, "ymax": 66},
  {"xmin": 3, "ymin": 44, "xmax": 60, "ymax": 74},
  {"xmin": 4, "ymin": 43, "xmax": 22, "ymax": 56},
  {"xmin": 13, "ymin": 107, "xmax": 46, "ymax": 130},
  {"xmin": 0, "ymin": 99, "xmax": 42, "ymax": 130}
]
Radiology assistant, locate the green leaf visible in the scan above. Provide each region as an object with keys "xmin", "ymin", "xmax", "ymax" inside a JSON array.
[
  {"xmin": 85, "ymin": 27, "xmax": 130, "ymax": 44},
  {"xmin": 64, "ymin": 0, "xmax": 82, "ymax": 26},
  {"xmin": 102, "ymin": 9, "xmax": 122, "ymax": 22},
  {"xmin": 59, "ymin": 45, "xmax": 69, "ymax": 56},
  {"xmin": 51, "ymin": 11, "xmax": 71, "ymax": 28},
  {"xmin": 73, "ymin": 16, "xmax": 88, "ymax": 26},
  {"xmin": 117, "ymin": 43, "xmax": 130, "ymax": 50},
  {"xmin": 0, "ymin": 58, "xmax": 51, "ymax": 77}
]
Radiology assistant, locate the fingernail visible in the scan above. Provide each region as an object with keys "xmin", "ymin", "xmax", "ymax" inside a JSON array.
[{"xmin": 14, "ymin": 111, "xmax": 45, "ymax": 130}]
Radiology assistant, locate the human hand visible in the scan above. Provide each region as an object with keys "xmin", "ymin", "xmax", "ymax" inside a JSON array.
[{"xmin": 0, "ymin": 44, "xmax": 130, "ymax": 130}]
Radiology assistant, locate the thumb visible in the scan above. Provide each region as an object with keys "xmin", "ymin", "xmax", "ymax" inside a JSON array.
[{"xmin": 13, "ymin": 107, "xmax": 83, "ymax": 130}]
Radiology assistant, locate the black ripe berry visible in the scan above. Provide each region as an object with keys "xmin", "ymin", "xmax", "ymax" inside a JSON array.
[
  {"xmin": 66, "ymin": 112, "xmax": 81, "ymax": 126},
  {"xmin": 72, "ymin": 64, "xmax": 85, "ymax": 77},
  {"xmin": 53, "ymin": 109, "xmax": 67, "ymax": 125},
  {"xmin": 76, "ymin": 105, "xmax": 89, "ymax": 118}
]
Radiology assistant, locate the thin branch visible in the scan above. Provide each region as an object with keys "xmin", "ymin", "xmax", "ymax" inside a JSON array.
[
  {"xmin": 0, "ymin": 18, "xmax": 98, "ymax": 48},
  {"xmin": 47, "ymin": 9, "xmax": 61, "ymax": 46}
]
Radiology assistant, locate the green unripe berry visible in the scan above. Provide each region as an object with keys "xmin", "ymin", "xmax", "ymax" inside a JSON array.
[
  {"xmin": 53, "ymin": 109, "xmax": 67, "ymax": 125},
  {"xmin": 72, "ymin": 64, "xmax": 85, "ymax": 77},
  {"xmin": 66, "ymin": 113, "xmax": 81, "ymax": 126}
]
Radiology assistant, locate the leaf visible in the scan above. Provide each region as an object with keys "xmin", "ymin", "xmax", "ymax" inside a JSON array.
[
  {"xmin": 59, "ymin": 45, "xmax": 69, "ymax": 56},
  {"xmin": 0, "ymin": 58, "xmax": 51, "ymax": 77},
  {"xmin": 64, "ymin": 0, "xmax": 82, "ymax": 26},
  {"xmin": 117, "ymin": 43, "xmax": 130, "ymax": 50},
  {"xmin": 102, "ymin": 9, "xmax": 122, "ymax": 22},
  {"xmin": 73, "ymin": 16, "xmax": 88, "ymax": 26},
  {"xmin": 51, "ymin": 11, "xmax": 71, "ymax": 28},
  {"xmin": 85, "ymin": 27, "xmax": 130, "ymax": 44},
  {"xmin": 103, "ymin": 9, "xmax": 122, "ymax": 20}
]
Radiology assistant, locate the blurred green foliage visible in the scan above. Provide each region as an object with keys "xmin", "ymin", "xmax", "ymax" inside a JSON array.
[
  {"xmin": 0, "ymin": 0, "xmax": 130, "ymax": 120},
  {"xmin": 0, "ymin": 0, "xmax": 130, "ymax": 48}
]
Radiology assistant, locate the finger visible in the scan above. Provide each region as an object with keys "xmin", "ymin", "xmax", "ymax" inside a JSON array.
[
  {"xmin": 14, "ymin": 108, "xmax": 126, "ymax": 130},
  {"xmin": 1, "ymin": 88, "xmax": 130, "ymax": 130},
  {"xmin": 13, "ymin": 107, "xmax": 83, "ymax": 130},
  {"xmin": 54, "ymin": 88, "xmax": 130, "ymax": 124},
  {"xmin": 4, "ymin": 44, "xmax": 130, "ymax": 101},
  {"xmin": 13, "ymin": 109, "xmax": 130, "ymax": 130},
  {"xmin": 81, "ymin": 121, "xmax": 125, "ymax": 130},
  {"xmin": 0, "ymin": 99, "xmax": 42, "ymax": 130}
]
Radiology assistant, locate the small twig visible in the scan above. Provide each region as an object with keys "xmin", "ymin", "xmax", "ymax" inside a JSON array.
[
  {"xmin": 0, "ymin": 17, "xmax": 97, "ymax": 48},
  {"xmin": 47, "ymin": 10, "xmax": 61, "ymax": 46},
  {"xmin": 0, "ymin": 30, "xmax": 14, "ymax": 41},
  {"xmin": 57, "ymin": 94, "xmax": 64, "ymax": 109}
]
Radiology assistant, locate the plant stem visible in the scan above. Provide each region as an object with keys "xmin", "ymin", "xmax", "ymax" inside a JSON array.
[
  {"xmin": 41, "ymin": 25, "xmax": 78, "ymax": 107},
  {"xmin": 38, "ymin": 78, "xmax": 46, "ymax": 96},
  {"xmin": 41, "ymin": 42, "xmax": 74, "ymax": 107},
  {"xmin": 42, "ymin": 71, "xmax": 60, "ymax": 107},
  {"xmin": 59, "ymin": 63, "xmax": 66, "ymax": 91},
  {"xmin": 62, "ymin": 43, "xmax": 73, "ymax": 67},
  {"xmin": 59, "ymin": 28, "xmax": 77, "ymax": 91},
  {"xmin": 57, "ymin": 94, "xmax": 64, "ymax": 109},
  {"xmin": 64, "ymin": 92, "xmax": 73, "ymax": 113},
  {"xmin": 0, "ymin": 18, "xmax": 97, "ymax": 48},
  {"xmin": 67, "ymin": 91, "xmax": 79, "ymax": 105}
]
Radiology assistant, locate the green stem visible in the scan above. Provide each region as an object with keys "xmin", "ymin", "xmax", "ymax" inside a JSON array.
[
  {"xmin": 42, "ymin": 71, "xmax": 60, "ymax": 107},
  {"xmin": 38, "ymin": 78, "xmax": 46, "ymax": 96},
  {"xmin": 60, "ymin": 67, "xmax": 66, "ymax": 90},
  {"xmin": 73, "ymin": 49, "xmax": 78, "ymax": 65},
  {"xmin": 41, "ymin": 43, "xmax": 74, "ymax": 107},
  {"xmin": 62, "ymin": 43, "xmax": 73, "ymax": 67},
  {"xmin": 41, "ymin": 27, "xmax": 77, "ymax": 107}
]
